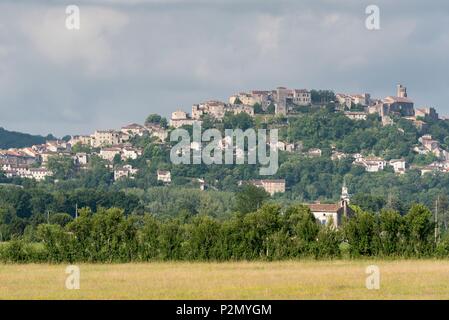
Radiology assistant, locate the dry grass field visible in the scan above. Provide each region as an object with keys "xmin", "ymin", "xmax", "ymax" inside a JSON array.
[{"xmin": 1, "ymin": 260, "xmax": 449, "ymax": 299}]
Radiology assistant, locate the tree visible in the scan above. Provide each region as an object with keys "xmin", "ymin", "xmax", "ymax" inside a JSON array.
[
  {"xmin": 352, "ymin": 194, "xmax": 386, "ymax": 213},
  {"xmin": 47, "ymin": 156, "xmax": 76, "ymax": 180},
  {"xmin": 160, "ymin": 117, "xmax": 168, "ymax": 128},
  {"xmin": 0, "ymin": 205, "xmax": 25, "ymax": 241},
  {"xmin": 72, "ymin": 142, "xmax": 91, "ymax": 154},
  {"xmin": 235, "ymin": 184, "xmax": 270, "ymax": 214},
  {"xmin": 243, "ymin": 204, "xmax": 281, "ymax": 259},
  {"xmin": 113, "ymin": 153, "xmax": 122, "ymax": 166},
  {"xmin": 253, "ymin": 103, "xmax": 263, "ymax": 114},
  {"xmin": 404, "ymin": 204, "xmax": 434, "ymax": 256},
  {"xmin": 342, "ymin": 207, "xmax": 377, "ymax": 257},
  {"xmin": 49, "ymin": 213, "xmax": 73, "ymax": 227},
  {"xmin": 378, "ymin": 209, "xmax": 403, "ymax": 256},
  {"xmin": 310, "ymin": 90, "xmax": 336, "ymax": 104},
  {"xmin": 184, "ymin": 215, "xmax": 220, "ymax": 260},
  {"xmin": 81, "ymin": 155, "xmax": 113, "ymax": 187},
  {"xmin": 145, "ymin": 114, "xmax": 162, "ymax": 125},
  {"xmin": 223, "ymin": 112, "xmax": 254, "ymax": 130},
  {"xmin": 0, "ymin": 127, "xmax": 46, "ymax": 149},
  {"xmin": 285, "ymin": 205, "xmax": 319, "ymax": 243}
]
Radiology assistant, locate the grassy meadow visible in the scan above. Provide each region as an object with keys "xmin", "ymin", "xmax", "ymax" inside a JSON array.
[{"xmin": 1, "ymin": 260, "xmax": 449, "ymax": 299}]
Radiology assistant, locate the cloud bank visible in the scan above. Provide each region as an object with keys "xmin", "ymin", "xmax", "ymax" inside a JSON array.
[{"xmin": 0, "ymin": 0, "xmax": 448, "ymax": 136}]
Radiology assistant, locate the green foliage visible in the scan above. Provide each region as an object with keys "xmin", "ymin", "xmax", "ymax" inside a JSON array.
[
  {"xmin": 404, "ymin": 204, "xmax": 434, "ymax": 256},
  {"xmin": 352, "ymin": 194, "xmax": 386, "ymax": 213},
  {"xmin": 141, "ymin": 187, "xmax": 235, "ymax": 219},
  {"xmin": 0, "ymin": 205, "xmax": 26, "ymax": 240},
  {"xmin": 71, "ymin": 143, "xmax": 91, "ymax": 154},
  {"xmin": 341, "ymin": 204, "xmax": 436, "ymax": 258},
  {"xmin": 145, "ymin": 114, "xmax": 162, "ymax": 124},
  {"xmin": 0, "ymin": 127, "xmax": 47, "ymax": 149},
  {"xmin": 223, "ymin": 112, "xmax": 254, "ymax": 130},
  {"xmin": 435, "ymin": 233, "xmax": 449, "ymax": 257},
  {"xmin": 0, "ymin": 239, "xmax": 47, "ymax": 263},
  {"xmin": 315, "ymin": 226, "xmax": 342, "ymax": 258},
  {"xmin": 377, "ymin": 209, "xmax": 403, "ymax": 256},
  {"xmin": 343, "ymin": 208, "xmax": 377, "ymax": 257},
  {"xmin": 0, "ymin": 186, "xmax": 141, "ymax": 221},
  {"xmin": 47, "ymin": 156, "xmax": 76, "ymax": 180},
  {"xmin": 4, "ymin": 110, "xmax": 449, "ymax": 263},
  {"xmin": 310, "ymin": 90, "xmax": 335, "ymax": 104},
  {"xmin": 49, "ymin": 213, "xmax": 73, "ymax": 227},
  {"xmin": 0, "ymin": 201, "xmax": 448, "ymax": 263},
  {"xmin": 253, "ymin": 103, "xmax": 263, "ymax": 114},
  {"xmin": 235, "ymin": 184, "xmax": 270, "ymax": 214}
]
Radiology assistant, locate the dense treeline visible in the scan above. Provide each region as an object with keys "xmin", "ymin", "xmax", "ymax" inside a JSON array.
[
  {"xmin": 3, "ymin": 108, "xmax": 449, "ymax": 263},
  {"xmin": 0, "ymin": 127, "xmax": 53, "ymax": 149},
  {"xmin": 285, "ymin": 110, "xmax": 421, "ymax": 160},
  {"xmin": 0, "ymin": 186, "xmax": 141, "ymax": 241},
  {"xmin": 1, "ymin": 203, "xmax": 449, "ymax": 263},
  {"xmin": 3, "ymin": 109, "xmax": 449, "ymax": 216},
  {"xmin": 3, "ymin": 169, "xmax": 449, "ymax": 241}
]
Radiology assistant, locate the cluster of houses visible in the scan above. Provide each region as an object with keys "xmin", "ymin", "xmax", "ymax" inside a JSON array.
[
  {"xmin": 169, "ymin": 83, "xmax": 442, "ymax": 124},
  {"xmin": 0, "ymin": 140, "xmax": 72, "ymax": 180},
  {"xmin": 2, "ymin": 84, "xmax": 449, "ymax": 188},
  {"xmin": 0, "ymin": 121, "xmax": 172, "ymax": 182},
  {"xmin": 69, "ymin": 123, "xmax": 173, "ymax": 182},
  {"xmin": 3, "ymin": 84, "xmax": 449, "ymax": 228},
  {"xmin": 0, "ymin": 163, "xmax": 52, "ymax": 181},
  {"xmin": 337, "ymin": 85, "xmax": 415, "ymax": 118},
  {"xmin": 169, "ymin": 86, "xmax": 313, "ymax": 127},
  {"xmin": 70, "ymin": 122, "xmax": 168, "ymax": 148},
  {"xmin": 230, "ymin": 87, "xmax": 312, "ymax": 114},
  {"xmin": 169, "ymin": 101, "xmax": 255, "ymax": 128},
  {"xmin": 353, "ymin": 155, "xmax": 405, "ymax": 174},
  {"xmin": 340, "ymin": 85, "xmax": 443, "ymax": 134},
  {"xmin": 273, "ymin": 134, "xmax": 449, "ymax": 176}
]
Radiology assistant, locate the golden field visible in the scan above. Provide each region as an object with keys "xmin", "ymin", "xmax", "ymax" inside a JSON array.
[{"xmin": 0, "ymin": 260, "xmax": 449, "ymax": 299}]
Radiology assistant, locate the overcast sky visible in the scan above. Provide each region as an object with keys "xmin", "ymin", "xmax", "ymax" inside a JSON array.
[{"xmin": 0, "ymin": 0, "xmax": 448, "ymax": 136}]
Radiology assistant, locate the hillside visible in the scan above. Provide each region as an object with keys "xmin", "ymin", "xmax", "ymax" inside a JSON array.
[{"xmin": 0, "ymin": 127, "xmax": 47, "ymax": 149}]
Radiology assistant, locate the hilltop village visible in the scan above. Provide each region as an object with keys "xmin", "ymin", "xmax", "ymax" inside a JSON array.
[{"xmin": 1, "ymin": 84, "xmax": 449, "ymax": 225}]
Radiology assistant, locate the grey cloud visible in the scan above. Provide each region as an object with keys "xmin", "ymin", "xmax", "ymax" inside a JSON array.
[{"xmin": 0, "ymin": 0, "xmax": 448, "ymax": 136}]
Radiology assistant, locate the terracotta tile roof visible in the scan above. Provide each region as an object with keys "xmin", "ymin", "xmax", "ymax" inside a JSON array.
[
  {"xmin": 307, "ymin": 203, "xmax": 341, "ymax": 212},
  {"xmin": 384, "ymin": 96, "xmax": 414, "ymax": 104},
  {"xmin": 251, "ymin": 90, "xmax": 270, "ymax": 95},
  {"xmin": 122, "ymin": 123, "xmax": 144, "ymax": 129}
]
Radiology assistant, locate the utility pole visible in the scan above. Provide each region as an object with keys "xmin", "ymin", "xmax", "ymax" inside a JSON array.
[
  {"xmin": 387, "ymin": 193, "xmax": 393, "ymax": 209},
  {"xmin": 75, "ymin": 203, "xmax": 78, "ymax": 219},
  {"xmin": 435, "ymin": 196, "xmax": 439, "ymax": 244},
  {"xmin": 47, "ymin": 210, "xmax": 50, "ymax": 224}
]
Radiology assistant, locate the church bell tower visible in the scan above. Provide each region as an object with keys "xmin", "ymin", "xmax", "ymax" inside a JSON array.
[{"xmin": 341, "ymin": 179, "xmax": 350, "ymax": 204}]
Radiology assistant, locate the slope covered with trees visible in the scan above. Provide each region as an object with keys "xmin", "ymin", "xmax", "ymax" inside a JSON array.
[
  {"xmin": 0, "ymin": 127, "xmax": 50, "ymax": 149},
  {"xmin": 1, "ymin": 202, "xmax": 449, "ymax": 263}
]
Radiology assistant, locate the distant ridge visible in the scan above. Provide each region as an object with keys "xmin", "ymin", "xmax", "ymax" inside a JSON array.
[{"xmin": 0, "ymin": 127, "xmax": 50, "ymax": 149}]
